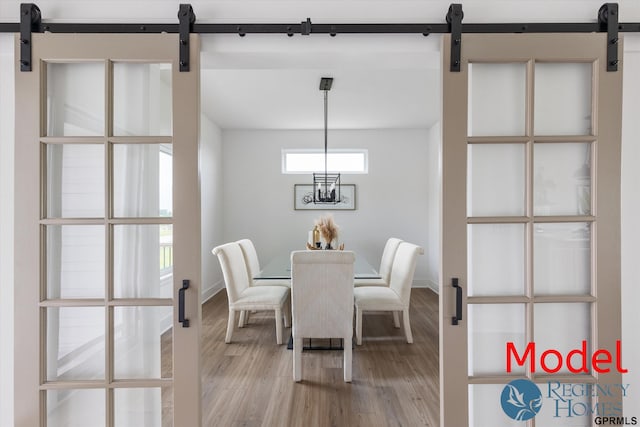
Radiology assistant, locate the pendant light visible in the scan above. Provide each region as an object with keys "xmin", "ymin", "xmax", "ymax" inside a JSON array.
[{"xmin": 313, "ymin": 77, "xmax": 341, "ymax": 204}]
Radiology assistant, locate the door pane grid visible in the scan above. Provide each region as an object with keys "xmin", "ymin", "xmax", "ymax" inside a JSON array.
[
  {"xmin": 103, "ymin": 60, "xmax": 175, "ymax": 426},
  {"xmin": 40, "ymin": 59, "xmax": 175, "ymax": 427},
  {"xmin": 467, "ymin": 57, "xmax": 598, "ymax": 387},
  {"xmin": 467, "ymin": 60, "xmax": 533, "ymax": 382}
]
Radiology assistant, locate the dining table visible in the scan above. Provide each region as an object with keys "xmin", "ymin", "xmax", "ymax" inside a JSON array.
[
  {"xmin": 254, "ymin": 252, "xmax": 381, "ymax": 281},
  {"xmin": 254, "ymin": 251, "xmax": 381, "ymax": 350}
]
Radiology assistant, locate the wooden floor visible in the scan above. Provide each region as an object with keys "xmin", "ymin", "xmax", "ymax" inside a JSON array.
[{"xmin": 195, "ymin": 288, "xmax": 440, "ymax": 427}]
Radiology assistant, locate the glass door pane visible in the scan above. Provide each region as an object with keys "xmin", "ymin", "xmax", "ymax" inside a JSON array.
[
  {"xmin": 534, "ymin": 303, "xmax": 591, "ymax": 374},
  {"xmin": 113, "ymin": 63, "xmax": 172, "ymax": 136},
  {"xmin": 468, "ymin": 224, "xmax": 525, "ymax": 296},
  {"xmin": 534, "ymin": 223, "xmax": 591, "ymax": 295},
  {"xmin": 46, "ymin": 307, "xmax": 105, "ymax": 381},
  {"xmin": 114, "ymin": 306, "xmax": 172, "ymax": 379},
  {"xmin": 46, "ymin": 225, "xmax": 105, "ymax": 299},
  {"xmin": 46, "ymin": 63, "xmax": 105, "ymax": 137},
  {"xmin": 467, "ymin": 144, "xmax": 526, "ymax": 217},
  {"xmin": 46, "ymin": 144, "xmax": 105, "ymax": 218},
  {"xmin": 469, "ymin": 385, "xmax": 521, "ymax": 427},
  {"xmin": 114, "ymin": 388, "xmax": 167, "ymax": 427},
  {"xmin": 114, "ymin": 225, "xmax": 173, "ymax": 299},
  {"xmin": 47, "ymin": 389, "xmax": 106, "ymax": 427},
  {"xmin": 534, "ymin": 62, "xmax": 592, "ymax": 136},
  {"xmin": 534, "ymin": 143, "xmax": 592, "ymax": 216},
  {"xmin": 468, "ymin": 63, "xmax": 526, "ymax": 136},
  {"xmin": 468, "ymin": 304, "xmax": 526, "ymax": 375},
  {"xmin": 113, "ymin": 144, "xmax": 173, "ymax": 218}
]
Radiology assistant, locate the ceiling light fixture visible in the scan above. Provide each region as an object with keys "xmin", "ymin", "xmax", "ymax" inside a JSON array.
[{"xmin": 313, "ymin": 77, "xmax": 341, "ymax": 204}]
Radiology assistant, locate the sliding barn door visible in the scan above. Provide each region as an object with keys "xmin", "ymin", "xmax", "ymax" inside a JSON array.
[
  {"xmin": 14, "ymin": 33, "xmax": 201, "ymax": 427},
  {"xmin": 440, "ymin": 33, "xmax": 622, "ymax": 426}
]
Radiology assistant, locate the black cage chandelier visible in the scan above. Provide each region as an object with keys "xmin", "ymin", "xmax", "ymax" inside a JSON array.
[{"xmin": 313, "ymin": 77, "xmax": 342, "ymax": 204}]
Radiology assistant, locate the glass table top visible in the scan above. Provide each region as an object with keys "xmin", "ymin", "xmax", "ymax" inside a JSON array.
[{"xmin": 255, "ymin": 252, "xmax": 380, "ymax": 280}]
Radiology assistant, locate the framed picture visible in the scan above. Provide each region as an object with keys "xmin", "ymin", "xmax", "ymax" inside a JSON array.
[{"xmin": 294, "ymin": 184, "xmax": 356, "ymax": 210}]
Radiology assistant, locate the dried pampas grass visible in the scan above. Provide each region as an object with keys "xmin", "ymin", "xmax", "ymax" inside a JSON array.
[{"xmin": 315, "ymin": 214, "xmax": 339, "ymax": 246}]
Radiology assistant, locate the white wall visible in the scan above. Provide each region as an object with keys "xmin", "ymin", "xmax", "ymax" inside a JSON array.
[
  {"xmin": 0, "ymin": 33, "xmax": 15, "ymax": 427},
  {"xmin": 621, "ymin": 35, "xmax": 640, "ymax": 413},
  {"xmin": 200, "ymin": 114, "xmax": 225, "ymax": 300},
  {"xmin": 221, "ymin": 128, "xmax": 431, "ymax": 284}
]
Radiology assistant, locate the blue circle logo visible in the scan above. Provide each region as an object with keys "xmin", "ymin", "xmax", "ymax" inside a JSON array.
[{"xmin": 500, "ymin": 379, "xmax": 543, "ymax": 421}]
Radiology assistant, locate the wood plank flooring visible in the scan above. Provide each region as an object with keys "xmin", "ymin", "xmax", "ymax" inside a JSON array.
[
  {"xmin": 197, "ymin": 288, "xmax": 440, "ymax": 426},
  {"xmin": 162, "ymin": 288, "xmax": 439, "ymax": 426}
]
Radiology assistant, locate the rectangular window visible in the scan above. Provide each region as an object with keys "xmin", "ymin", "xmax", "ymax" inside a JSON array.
[{"xmin": 282, "ymin": 149, "xmax": 368, "ymax": 174}]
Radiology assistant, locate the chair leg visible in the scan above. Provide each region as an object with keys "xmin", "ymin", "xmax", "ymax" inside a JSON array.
[
  {"xmin": 275, "ymin": 308, "xmax": 283, "ymax": 345},
  {"xmin": 225, "ymin": 309, "xmax": 236, "ymax": 344},
  {"xmin": 356, "ymin": 306, "xmax": 363, "ymax": 345},
  {"xmin": 283, "ymin": 296, "xmax": 291, "ymax": 328},
  {"xmin": 238, "ymin": 310, "xmax": 246, "ymax": 328},
  {"xmin": 344, "ymin": 336, "xmax": 352, "ymax": 382},
  {"xmin": 392, "ymin": 311, "xmax": 400, "ymax": 328},
  {"xmin": 403, "ymin": 308, "xmax": 413, "ymax": 344},
  {"xmin": 293, "ymin": 337, "xmax": 303, "ymax": 382}
]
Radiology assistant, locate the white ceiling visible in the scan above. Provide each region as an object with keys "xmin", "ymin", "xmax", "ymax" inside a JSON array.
[{"xmin": 200, "ymin": 34, "xmax": 442, "ymax": 130}]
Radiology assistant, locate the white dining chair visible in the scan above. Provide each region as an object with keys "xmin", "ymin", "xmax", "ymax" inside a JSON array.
[
  {"xmin": 353, "ymin": 237, "xmax": 403, "ymax": 287},
  {"xmin": 212, "ymin": 242, "xmax": 290, "ymax": 345},
  {"xmin": 354, "ymin": 242, "xmax": 423, "ymax": 345},
  {"xmin": 236, "ymin": 239, "xmax": 291, "ymax": 327},
  {"xmin": 353, "ymin": 237, "xmax": 403, "ymax": 327},
  {"xmin": 237, "ymin": 239, "xmax": 291, "ymax": 288},
  {"xmin": 291, "ymin": 250, "xmax": 355, "ymax": 382}
]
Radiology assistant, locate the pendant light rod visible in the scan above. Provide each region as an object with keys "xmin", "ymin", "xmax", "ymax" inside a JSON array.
[
  {"xmin": 324, "ymin": 86, "xmax": 328, "ymax": 188},
  {"xmin": 320, "ymin": 77, "xmax": 333, "ymax": 190}
]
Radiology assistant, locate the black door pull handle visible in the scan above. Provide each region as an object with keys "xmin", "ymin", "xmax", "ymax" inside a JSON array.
[
  {"xmin": 179, "ymin": 279, "xmax": 190, "ymax": 328},
  {"xmin": 452, "ymin": 277, "xmax": 462, "ymax": 325}
]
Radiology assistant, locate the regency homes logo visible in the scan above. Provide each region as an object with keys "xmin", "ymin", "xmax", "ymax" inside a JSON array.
[
  {"xmin": 498, "ymin": 340, "xmax": 636, "ymax": 424},
  {"xmin": 500, "ymin": 379, "xmax": 543, "ymax": 421}
]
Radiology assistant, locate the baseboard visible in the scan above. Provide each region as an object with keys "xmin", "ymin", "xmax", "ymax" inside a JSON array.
[
  {"xmin": 202, "ymin": 280, "xmax": 224, "ymax": 304},
  {"xmin": 412, "ymin": 279, "xmax": 439, "ymax": 294},
  {"xmin": 411, "ymin": 279, "xmax": 428, "ymax": 288},
  {"xmin": 426, "ymin": 279, "xmax": 439, "ymax": 294}
]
